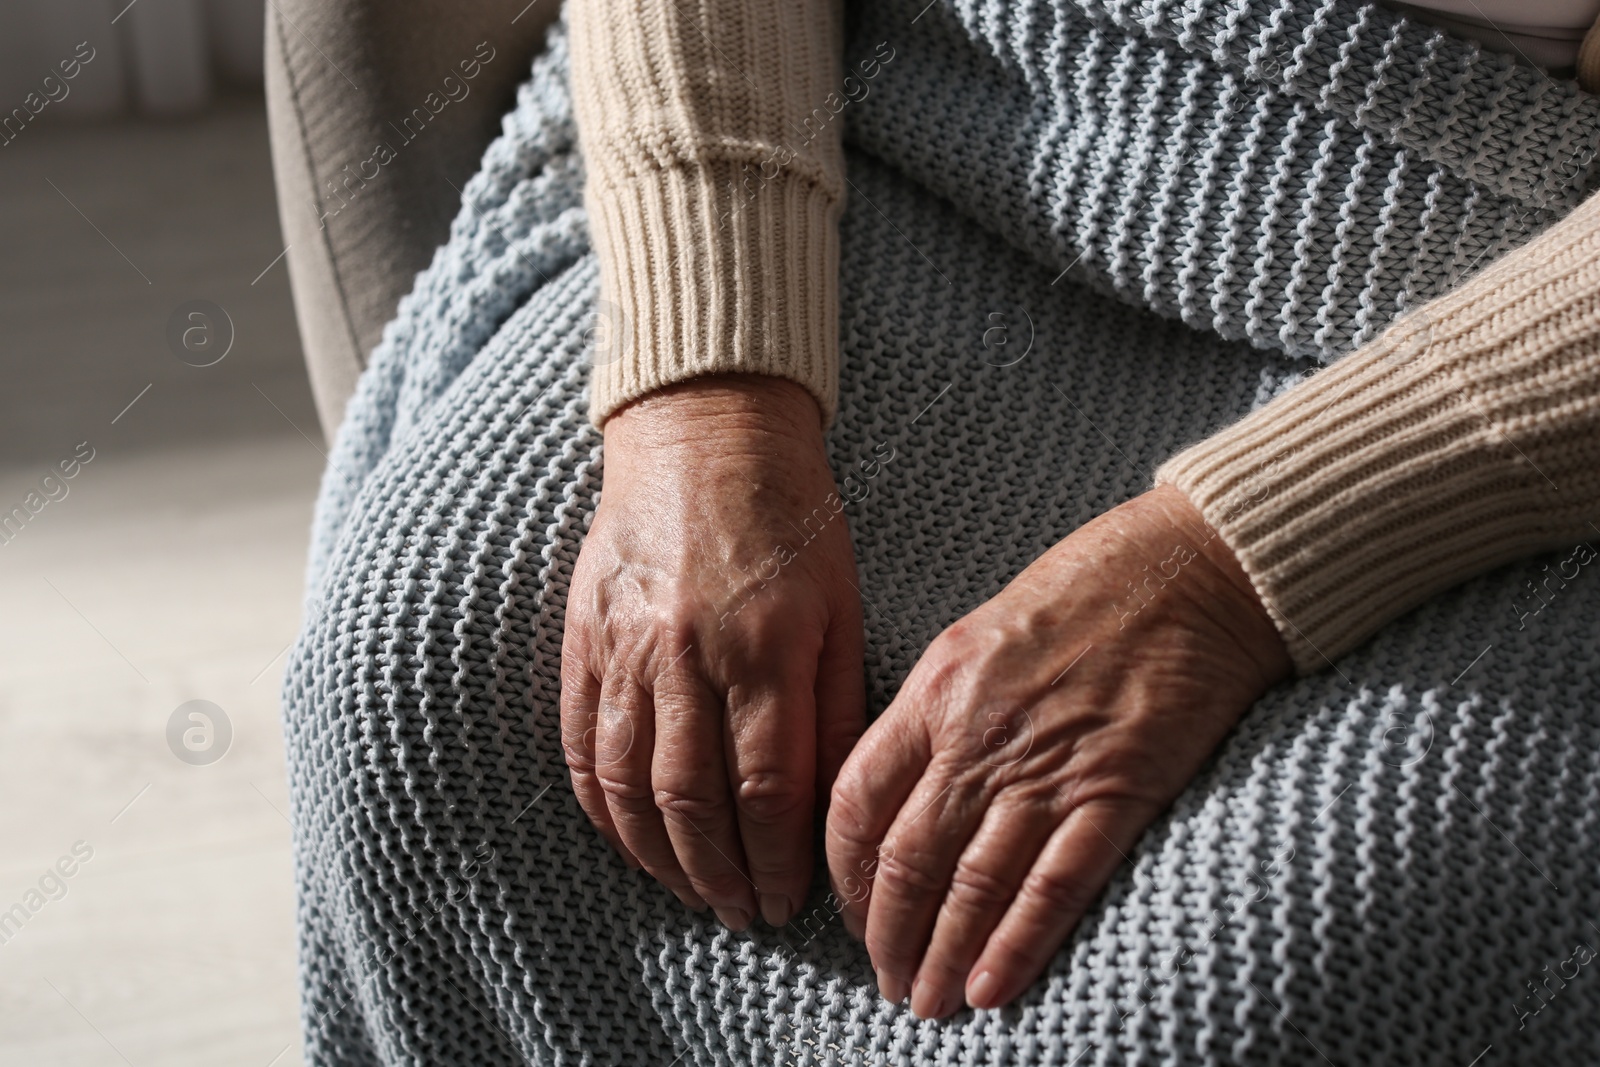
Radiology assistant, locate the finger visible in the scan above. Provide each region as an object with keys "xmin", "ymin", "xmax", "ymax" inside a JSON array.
[
  {"xmin": 908, "ymin": 796, "xmax": 1060, "ymax": 1019},
  {"xmin": 595, "ymin": 669, "xmax": 704, "ymax": 910},
  {"xmin": 964, "ymin": 797, "xmax": 1150, "ymax": 1011},
  {"xmin": 726, "ymin": 672, "xmax": 816, "ymax": 929},
  {"xmin": 864, "ymin": 768, "xmax": 988, "ymax": 1007},
  {"xmin": 824, "ymin": 708, "xmax": 927, "ymax": 946},
  {"xmin": 558, "ymin": 640, "xmax": 635, "ymax": 865},
  {"xmin": 813, "ymin": 595, "xmax": 866, "ymax": 801},
  {"xmin": 653, "ymin": 662, "xmax": 757, "ymax": 929}
]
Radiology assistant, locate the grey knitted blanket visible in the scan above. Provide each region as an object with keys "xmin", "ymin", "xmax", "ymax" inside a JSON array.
[{"xmin": 284, "ymin": 2, "xmax": 1600, "ymax": 1063}]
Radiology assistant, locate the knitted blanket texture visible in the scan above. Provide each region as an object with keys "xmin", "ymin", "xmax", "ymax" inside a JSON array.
[{"xmin": 285, "ymin": 2, "xmax": 1600, "ymax": 1064}]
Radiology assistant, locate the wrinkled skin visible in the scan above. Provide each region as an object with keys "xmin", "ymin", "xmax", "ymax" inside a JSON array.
[
  {"xmin": 561, "ymin": 374, "xmax": 1290, "ymax": 1013},
  {"xmin": 560, "ymin": 375, "xmax": 866, "ymax": 930},
  {"xmin": 825, "ymin": 481, "xmax": 1291, "ymax": 1017}
]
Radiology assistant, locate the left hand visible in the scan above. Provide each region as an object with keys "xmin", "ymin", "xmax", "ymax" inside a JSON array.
[{"xmin": 823, "ymin": 484, "xmax": 1292, "ymax": 1018}]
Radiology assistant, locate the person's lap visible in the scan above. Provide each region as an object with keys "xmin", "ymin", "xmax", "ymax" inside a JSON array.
[{"xmin": 284, "ymin": 35, "xmax": 1600, "ymax": 1067}]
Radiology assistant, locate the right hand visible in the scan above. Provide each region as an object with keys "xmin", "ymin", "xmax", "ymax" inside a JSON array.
[{"xmin": 559, "ymin": 374, "xmax": 866, "ymax": 930}]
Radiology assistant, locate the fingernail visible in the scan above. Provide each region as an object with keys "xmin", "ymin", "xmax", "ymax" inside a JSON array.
[
  {"xmin": 966, "ymin": 968, "xmax": 1000, "ymax": 1010},
  {"xmin": 759, "ymin": 893, "xmax": 792, "ymax": 927},
  {"xmin": 877, "ymin": 968, "xmax": 908, "ymax": 1004},
  {"xmin": 716, "ymin": 906, "xmax": 753, "ymax": 931},
  {"xmin": 910, "ymin": 976, "xmax": 946, "ymax": 1020}
]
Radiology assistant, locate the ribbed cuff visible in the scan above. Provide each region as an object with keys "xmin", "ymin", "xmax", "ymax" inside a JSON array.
[
  {"xmin": 1156, "ymin": 195, "xmax": 1600, "ymax": 673},
  {"xmin": 584, "ymin": 159, "xmax": 841, "ymax": 429}
]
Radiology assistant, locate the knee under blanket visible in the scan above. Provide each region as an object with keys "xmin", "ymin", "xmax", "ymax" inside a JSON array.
[{"xmin": 284, "ymin": 3, "xmax": 1600, "ymax": 1064}]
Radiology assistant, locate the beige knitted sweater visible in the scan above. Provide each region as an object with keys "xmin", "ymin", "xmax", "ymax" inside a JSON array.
[{"xmin": 568, "ymin": 0, "xmax": 1600, "ymax": 674}]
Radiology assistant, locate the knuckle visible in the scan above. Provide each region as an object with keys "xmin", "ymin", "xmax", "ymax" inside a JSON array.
[
  {"xmin": 916, "ymin": 650, "xmax": 967, "ymax": 698},
  {"xmin": 913, "ymin": 623, "xmax": 995, "ymax": 702},
  {"xmin": 650, "ymin": 587, "xmax": 705, "ymax": 639},
  {"xmin": 736, "ymin": 771, "xmax": 807, "ymax": 825},
  {"xmin": 935, "ymin": 614, "xmax": 1002, "ymax": 664},
  {"xmin": 596, "ymin": 772, "xmax": 654, "ymax": 813},
  {"xmin": 874, "ymin": 847, "xmax": 946, "ymax": 898},
  {"xmin": 944, "ymin": 861, "xmax": 1018, "ymax": 915},
  {"xmin": 653, "ymin": 787, "xmax": 725, "ymax": 826},
  {"xmin": 827, "ymin": 777, "xmax": 874, "ymax": 841},
  {"xmin": 560, "ymin": 741, "xmax": 598, "ymax": 775},
  {"xmin": 1020, "ymin": 865, "xmax": 1099, "ymax": 917},
  {"xmin": 939, "ymin": 615, "xmax": 977, "ymax": 651}
]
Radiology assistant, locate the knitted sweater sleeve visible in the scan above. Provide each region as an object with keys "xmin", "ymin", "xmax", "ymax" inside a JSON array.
[
  {"xmin": 568, "ymin": 0, "xmax": 1600, "ymax": 679},
  {"xmin": 567, "ymin": 0, "xmax": 845, "ymax": 428},
  {"xmin": 1156, "ymin": 190, "xmax": 1600, "ymax": 675}
]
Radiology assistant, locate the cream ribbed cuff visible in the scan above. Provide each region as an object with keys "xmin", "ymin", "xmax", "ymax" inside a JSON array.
[
  {"xmin": 584, "ymin": 160, "xmax": 841, "ymax": 426},
  {"xmin": 568, "ymin": 0, "xmax": 845, "ymax": 429},
  {"xmin": 1159, "ymin": 192, "xmax": 1600, "ymax": 674}
]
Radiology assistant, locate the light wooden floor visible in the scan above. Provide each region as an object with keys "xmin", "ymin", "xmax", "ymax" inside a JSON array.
[{"xmin": 1, "ymin": 99, "xmax": 321, "ymax": 1066}]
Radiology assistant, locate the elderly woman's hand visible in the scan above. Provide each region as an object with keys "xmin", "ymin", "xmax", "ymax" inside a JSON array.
[
  {"xmin": 825, "ymin": 484, "xmax": 1291, "ymax": 1017},
  {"xmin": 560, "ymin": 374, "xmax": 865, "ymax": 931}
]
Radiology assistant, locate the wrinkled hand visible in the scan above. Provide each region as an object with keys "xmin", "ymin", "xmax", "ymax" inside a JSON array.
[
  {"xmin": 825, "ymin": 484, "xmax": 1291, "ymax": 1017},
  {"xmin": 561, "ymin": 374, "xmax": 865, "ymax": 931}
]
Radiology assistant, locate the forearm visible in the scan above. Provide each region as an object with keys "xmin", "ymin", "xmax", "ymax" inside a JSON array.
[
  {"xmin": 1158, "ymin": 191, "xmax": 1600, "ymax": 673},
  {"xmin": 567, "ymin": 0, "xmax": 846, "ymax": 429}
]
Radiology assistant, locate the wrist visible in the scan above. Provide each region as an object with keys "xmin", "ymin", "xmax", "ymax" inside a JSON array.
[
  {"xmin": 603, "ymin": 374, "xmax": 826, "ymax": 456},
  {"xmin": 1131, "ymin": 485, "xmax": 1293, "ymax": 685}
]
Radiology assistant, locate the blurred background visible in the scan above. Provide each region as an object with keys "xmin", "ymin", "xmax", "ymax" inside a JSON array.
[{"xmin": 1, "ymin": 0, "xmax": 318, "ymax": 1063}]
